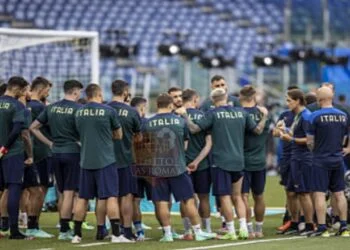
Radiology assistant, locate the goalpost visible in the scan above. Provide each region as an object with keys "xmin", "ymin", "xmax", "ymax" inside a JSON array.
[{"xmin": 0, "ymin": 28, "xmax": 99, "ymax": 101}]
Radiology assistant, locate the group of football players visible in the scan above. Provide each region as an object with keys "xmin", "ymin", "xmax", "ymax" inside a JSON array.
[{"xmin": 0, "ymin": 74, "xmax": 349, "ymax": 244}]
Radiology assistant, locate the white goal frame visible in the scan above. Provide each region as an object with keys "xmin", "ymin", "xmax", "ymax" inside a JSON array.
[{"xmin": 0, "ymin": 28, "xmax": 100, "ymax": 83}]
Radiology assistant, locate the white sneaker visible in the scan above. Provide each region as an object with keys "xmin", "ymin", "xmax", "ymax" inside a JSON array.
[
  {"xmin": 71, "ymin": 235, "xmax": 82, "ymax": 244},
  {"xmin": 298, "ymin": 222, "xmax": 305, "ymax": 232},
  {"xmin": 111, "ymin": 235, "xmax": 135, "ymax": 243}
]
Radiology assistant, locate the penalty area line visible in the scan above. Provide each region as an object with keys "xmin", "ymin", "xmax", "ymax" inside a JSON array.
[{"xmin": 174, "ymin": 236, "xmax": 306, "ymax": 250}]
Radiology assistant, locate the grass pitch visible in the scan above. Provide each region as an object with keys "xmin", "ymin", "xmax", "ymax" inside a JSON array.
[{"xmin": 1, "ymin": 176, "xmax": 349, "ymax": 250}]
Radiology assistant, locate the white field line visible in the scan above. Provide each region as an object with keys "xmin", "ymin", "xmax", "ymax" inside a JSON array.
[
  {"xmin": 76, "ymin": 242, "xmax": 110, "ymax": 247},
  {"xmin": 174, "ymin": 236, "xmax": 306, "ymax": 250}
]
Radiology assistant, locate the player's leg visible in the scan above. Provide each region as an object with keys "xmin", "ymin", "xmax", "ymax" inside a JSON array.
[
  {"xmin": 310, "ymin": 165, "xmax": 329, "ymax": 237},
  {"xmin": 212, "ymin": 168, "xmax": 236, "ymax": 240},
  {"xmin": 172, "ymin": 173, "xmax": 216, "ymax": 241},
  {"xmin": 241, "ymin": 171, "xmax": 253, "ymax": 238},
  {"xmin": 180, "ymin": 200, "xmax": 192, "ymax": 239},
  {"xmin": 330, "ymin": 167, "xmax": 349, "ymax": 236},
  {"xmin": 71, "ymin": 167, "xmax": 93, "ymax": 243},
  {"xmin": 133, "ymin": 178, "xmax": 152, "ymax": 240},
  {"xmin": 19, "ymin": 189, "xmax": 28, "ymax": 229},
  {"xmin": 152, "ymin": 178, "xmax": 173, "ymax": 242},
  {"xmin": 117, "ymin": 167, "xmax": 138, "ymax": 240},
  {"xmin": 330, "ymin": 194, "xmax": 341, "ymax": 229},
  {"xmin": 230, "ymin": 173, "xmax": 248, "ymax": 239},
  {"xmin": 0, "ymin": 190, "xmax": 9, "ymax": 235},
  {"xmin": 194, "ymin": 168, "xmax": 212, "ymax": 233},
  {"xmin": 284, "ymin": 160, "xmax": 300, "ymax": 235},
  {"xmin": 55, "ymin": 154, "xmax": 80, "ymax": 240},
  {"xmin": 35, "ymin": 158, "xmax": 54, "ymax": 231},
  {"xmin": 95, "ymin": 199, "xmax": 107, "ymax": 240},
  {"xmin": 251, "ymin": 170, "xmax": 266, "ymax": 238},
  {"xmin": 3, "ymin": 155, "xmax": 27, "ymax": 239}
]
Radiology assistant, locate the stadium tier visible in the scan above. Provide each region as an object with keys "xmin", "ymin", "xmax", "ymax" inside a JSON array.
[{"xmin": 0, "ymin": 0, "xmax": 282, "ymax": 87}]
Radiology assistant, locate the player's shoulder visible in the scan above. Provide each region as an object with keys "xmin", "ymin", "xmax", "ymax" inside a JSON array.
[
  {"xmin": 27, "ymin": 99, "xmax": 44, "ymax": 108},
  {"xmin": 301, "ymin": 108, "xmax": 312, "ymax": 119},
  {"xmin": 242, "ymin": 106, "xmax": 259, "ymax": 113},
  {"xmin": 187, "ymin": 107, "xmax": 204, "ymax": 115}
]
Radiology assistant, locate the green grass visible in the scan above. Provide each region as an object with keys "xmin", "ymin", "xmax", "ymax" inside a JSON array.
[{"xmin": 0, "ymin": 177, "xmax": 348, "ymax": 250}]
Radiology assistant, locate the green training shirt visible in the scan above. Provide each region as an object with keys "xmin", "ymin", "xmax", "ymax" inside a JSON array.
[
  {"xmin": 243, "ymin": 106, "xmax": 270, "ymax": 171},
  {"xmin": 75, "ymin": 102, "xmax": 121, "ymax": 170},
  {"xmin": 196, "ymin": 105, "xmax": 257, "ymax": 172},
  {"xmin": 37, "ymin": 99, "xmax": 82, "ymax": 154},
  {"xmin": 108, "ymin": 101, "xmax": 141, "ymax": 168}
]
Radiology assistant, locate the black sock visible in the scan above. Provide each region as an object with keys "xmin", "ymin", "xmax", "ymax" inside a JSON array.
[
  {"xmin": 28, "ymin": 216, "xmax": 37, "ymax": 230},
  {"xmin": 60, "ymin": 218, "xmax": 70, "ymax": 233},
  {"xmin": 97, "ymin": 225, "xmax": 104, "ymax": 234},
  {"xmin": 110, "ymin": 219, "xmax": 120, "ymax": 237},
  {"xmin": 283, "ymin": 210, "xmax": 291, "ymax": 223},
  {"xmin": 306, "ymin": 223, "xmax": 314, "ymax": 231},
  {"xmin": 74, "ymin": 221, "xmax": 83, "ymax": 237},
  {"xmin": 1, "ymin": 217, "xmax": 9, "ymax": 231},
  {"xmin": 10, "ymin": 223, "xmax": 21, "ymax": 236},
  {"xmin": 124, "ymin": 227, "xmax": 133, "ymax": 239},
  {"xmin": 291, "ymin": 221, "xmax": 299, "ymax": 230}
]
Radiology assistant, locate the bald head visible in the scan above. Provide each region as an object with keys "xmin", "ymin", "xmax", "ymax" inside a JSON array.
[{"xmin": 317, "ymin": 86, "xmax": 334, "ymax": 107}]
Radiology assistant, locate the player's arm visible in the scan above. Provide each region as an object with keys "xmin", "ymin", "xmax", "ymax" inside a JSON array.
[
  {"xmin": 306, "ymin": 135, "xmax": 315, "ymax": 152},
  {"xmin": 187, "ymin": 134, "xmax": 212, "ymax": 172},
  {"xmin": 342, "ymin": 128, "xmax": 350, "ymax": 156},
  {"xmin": 29, "ymin": 120, "xmax": 53, "ymax": 148},
  {"xmin": 252, "ymin": 106, "xmax": 268, "ymax": 135},
  {"xmin": 280, "ymin": 133, "xmax": 307, "ymax": 144},
  {"xmin": 21, "ymin": 129, "xmax": 33, "ymax": 165},
  {"xmin": 134, "ymin": 132, "xmax": 143, "ymax": 143},
  {"xmin": 176, "ymin": 107, "xmax": 202, "ymax": 133},
  {"xmin": 0, "ymin": 122, "xmax": 23, "ymax": 159},
  {"xmin": 112, "ymin": 127, "xmax": 123, "ymax": 140}
]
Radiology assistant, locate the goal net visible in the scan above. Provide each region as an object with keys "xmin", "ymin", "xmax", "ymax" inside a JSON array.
[{"xmin": 0, "ymin": 28, "xmax": 99, "ymax": 101}]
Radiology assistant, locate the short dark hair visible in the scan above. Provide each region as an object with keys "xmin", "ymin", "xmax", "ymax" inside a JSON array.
[
  {"xmin": 157, "ymin": 93, "xmax": 173, "ymax": 108},
  {"xmin": 338, "ymin": 94, "xmax": 346, "ymax": 102},
  {"xmin": 287, "ymin": 85, "xmax": 299, "ymax": 91},
  {"xmin": 31, "ymin": 76, "xmax": 52, "ymax": 91},
  {"xmin": 240, "ymin": 85, "xmax": 256, "ymax": 98},
  {"xmin": 182, "ymin": 89, "xmax": 198, "ymax": 103},
  {"xmin": 7, "ymin": 76, "xmax": 29, "ymax": 90},
  {"xmin": 130, "ymin": 96, "xmax": 147, "ymax": 107},
  {"xmin": 63, "ymin": 80, "xmax": 83, "ymax": 94},
  {"xmin": 0, "ymin": 83, "xmax": 7, "ymax": 96},
  {"xmin": 167, "ymin": 87, "xmax": 182, "ymax": 94},
  {"xmin": 85, "ymin": 84, "xmax": 101, "ymax": 99},
  {"xmin": 287, "ymin": 89, "xmax": 306, "ymax": 106},
  {"xmin": 211, "ymin": 75, "xmax": 225, "ymax": 83},
  {"xmin": 111, "ymin": 79, "xmax": 129, "ymax": 96},
  {"xmin": 305, "ymin": 93, "xmax": 317, "ymax": 105},
  {"xmin": 77, "ymin": 98, "xmax": 88, "ymax": 105}
]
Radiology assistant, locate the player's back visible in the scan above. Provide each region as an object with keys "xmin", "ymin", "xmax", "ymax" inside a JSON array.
[
  {"xmin": 199, "ymin": 105, "xmax": 256, "ymax": 171},
  {"xmin": 75, "ymin": 102, "xmax": 118, "ymax": 169},
  {"xmin": 108, "ymin": 101, "xmax": 141, "ymax": 167},
  {"xmin": 143, "ymin": 112, "xmax": 188, "ymax": 174},
  {"xmin": 27, "ymin": 99, "xmax": 51, "ymax": 161},
  {"xmin": 40, "ymin": 99, "xmax": 81, "ymax": 153},
  {"xmin": 243, "ymin": 106, "xmax": 270, "ymax": 169},
  {"xmin": 0, "ymin": 95, "xmax": 25, "ymax": 157},
  {"xmin": 186, "ymin": 108, "xmax": 209, "ymax": 170},
  {"xmin": 309, "ymin": 107, "xmax": 348, "ymax": 165}
]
